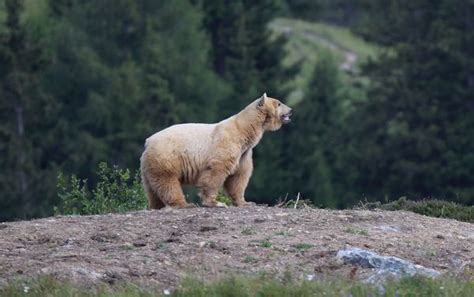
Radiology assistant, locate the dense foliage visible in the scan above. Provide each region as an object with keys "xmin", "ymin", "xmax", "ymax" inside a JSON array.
[
  {"xmin": 345, "ymin": 0, "xmax": 474, "ymax": 205},
  {"xmin": 360, "ymin": 197, "xmax": 474, "ymax": 223},
  {"xmin": 55, "ymin": 162, "xmax": 146, "ymax": 215},
  {"xmin": 0, "ymin": 0, "xmax": 473, "ymax": 221}
]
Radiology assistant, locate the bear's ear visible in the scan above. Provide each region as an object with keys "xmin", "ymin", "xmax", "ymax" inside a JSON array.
[{"xmin": 257, "ymin": 92, "xmax": 267, "ymax": 107}]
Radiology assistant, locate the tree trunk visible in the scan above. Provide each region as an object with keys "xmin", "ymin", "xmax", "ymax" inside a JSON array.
[{"xmin": 15, "ymin": 104, "xmax": 28, "ymax": 217}]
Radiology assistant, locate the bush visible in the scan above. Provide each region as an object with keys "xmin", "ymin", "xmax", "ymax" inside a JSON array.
[
  {"xmin": 55, "ymin": 162, "xmax": 147, "ymax": 215},
  {"xmin": 359, "ymin": 197, "xmax": 474, "ymax": 223}
]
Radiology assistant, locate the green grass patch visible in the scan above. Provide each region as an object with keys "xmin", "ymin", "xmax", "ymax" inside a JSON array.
[
  {"xmin": 344, "ymin": 227, "xmax": 369, "ymax": 236},
  {"xmin": 292, "ymin": 243, "xmax": 314, "ymax": 251},
  {"xmin": 243, "ymin": 255, "xmax": 258, "ymax": 264},
  {"xmin": 257, "ymin": 239, "xmax": 272, "ymax": 248},
  {"xmin": 274, "ymin": 230, "xmax": 294, "ymax": 237},
  {"xmin": 360, "ymin": 197, "xmax": 474, "ymax": 223},
  {"xmin": 249, "ymin": 239, "xmax": 272, "ymax": 248},
  {"xmin": 1, "ymin": 275, "xmax": 473, "ymax": 297},
  {"xmin": 241, "ymin": 227, "xmax": 255, "ymax": 236}
]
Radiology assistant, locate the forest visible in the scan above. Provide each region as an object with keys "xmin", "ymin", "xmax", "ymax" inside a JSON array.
[{"xmin": 0, "ymin": 0, "xmax": 473, "ymax": 221}]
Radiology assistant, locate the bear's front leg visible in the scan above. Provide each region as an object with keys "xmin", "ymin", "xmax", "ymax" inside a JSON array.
[{"xmin": 224, "ymin": 150, "xmax": 255, "ymax": 207}]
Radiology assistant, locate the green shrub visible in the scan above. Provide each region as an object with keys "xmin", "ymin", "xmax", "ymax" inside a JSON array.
[
  {"xmin": 359, "ymin": 197, "xmax": 474, "ymax": 223},
  {"xmin": 55, "ymin": 162, "xmax": 146, "ymax": 215}
]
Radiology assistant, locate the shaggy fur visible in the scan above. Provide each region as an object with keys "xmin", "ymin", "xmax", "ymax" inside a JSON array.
[{"xmin": 140, "ymin": 93, "xmax": 292, "ymax": 208}]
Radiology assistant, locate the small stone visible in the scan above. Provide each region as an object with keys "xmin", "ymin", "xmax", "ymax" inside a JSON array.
[
  {"xmin": 133, "ymin": 240, "xmax": 147, "ymax": 247},
  {"xmin": 200, "ymin": 225, "xmax": 218, "ymax": 232},
  {"xmin": 436, "ymin": 234, "xmax": 445, "ymax": 240},
  {"xmin": 232, "ymin": 235, "xmax": 239, "ymax": 239},
  {"xmin": 123, "ymin": 242, "xmax": 134, "ymax": 249},
  {"xmin": 199, "ymin": 241, "xmax": 206, "ymax": 248},
  {"xmin": 254, "ymin": 218, "xmax": 266, "ymax": 223},
  {"xmin": 103, "ymin": 270, "xmax": 122, "ymax": 284}
]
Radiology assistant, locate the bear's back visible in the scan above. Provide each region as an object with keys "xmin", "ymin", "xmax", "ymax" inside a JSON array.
[{"xmin": 145, "ymin": 123, "xmax": 216, "ymax": 153}]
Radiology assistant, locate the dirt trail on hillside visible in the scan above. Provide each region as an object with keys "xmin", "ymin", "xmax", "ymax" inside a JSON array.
[
  {"xmin": 272, "ymin": 23, "xmax": 359, "ymax": 72},
  {"xmin": 0, "ymin": 207, "xmax": 472, "ymax": 288}
]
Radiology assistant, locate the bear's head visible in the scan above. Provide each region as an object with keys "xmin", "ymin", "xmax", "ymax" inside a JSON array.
[{"xmin": 257, "ymin": 93, "xmax": 292, "ymax": 131}]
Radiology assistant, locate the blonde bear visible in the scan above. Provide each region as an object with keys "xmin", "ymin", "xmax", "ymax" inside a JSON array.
[{"xmin": 140, "ymin": 93, "xmax": 292, "ymax": 208}]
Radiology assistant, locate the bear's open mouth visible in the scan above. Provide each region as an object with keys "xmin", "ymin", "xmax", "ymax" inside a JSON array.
[{"xmin": 281, "ymin": 112, "xmax": 292, "ymax": 124}]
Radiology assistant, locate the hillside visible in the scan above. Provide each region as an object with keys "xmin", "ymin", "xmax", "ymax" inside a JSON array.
[
  {"xmin": 269, "ymin": 18, "xmax": 379, "ymax": 104},
  {"xmin": 0, "ymin": 207, "xmax": 472, "ymax": 288}
]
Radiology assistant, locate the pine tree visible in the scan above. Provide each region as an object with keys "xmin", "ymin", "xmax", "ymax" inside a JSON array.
[
  {"xmin": 39, "ymin": 0, "xmax": 229, "ymax": 183},
  {"xmin": 202, "ymin": 0, "xmax": 288, "ymax": 115},
  {"xmin": 348, "ymin": 0, "xmax": 474, "ymax": 204},
  {"xmin": 0, "ymin": 0, "xmax": 53, "ymax": 220},
  {"xmin": 285, "ymin": 51, "xmax": 342, "ymax": 207}
]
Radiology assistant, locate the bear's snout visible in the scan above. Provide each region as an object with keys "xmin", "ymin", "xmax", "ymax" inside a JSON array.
[{"xmin": 281, "ymin": 108, "xmax": 292, "ymax": 124}]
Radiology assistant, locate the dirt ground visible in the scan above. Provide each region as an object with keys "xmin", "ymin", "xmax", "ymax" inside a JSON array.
[{"xmin": 0, "ymin": 206, "xmax": 472, "ymax": 288}]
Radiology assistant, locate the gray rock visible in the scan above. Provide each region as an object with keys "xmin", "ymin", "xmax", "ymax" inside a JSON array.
[{"xmin": 337, "ymin": 247, "xmax": 440, "ymax": 283}]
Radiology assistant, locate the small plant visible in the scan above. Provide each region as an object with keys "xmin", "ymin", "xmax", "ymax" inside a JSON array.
[
  {"xmin": 55, "ymin": 162, "xmax": 147, "ymax": 215},
  {"xmin": 250, "ymin": 239, "xmax": 272, "ymax": 248},
  {"xmin": 275, "ymin": 230, "xmax": 293, "ymax": 237},
  {"xmin": 208, "ymin": 241, "xmax": 218, "ymax": 249},
  {"xmin": 241, "ymin": 227, "xmax": 255, "ymax": 236},
  {"xmin": 216, "ymin": 190, "xmax": 233, "ymax": 206},
  {"xmin": 243, "ymin": 255, "xmax": 258, "ymax": 263},
  {"xmin": 265, "ymin": 252, "xmax": 275, "ymax": 259},
  {"xmin": 293, "ymin": 243, "xmax": 314, "ymax": 251},
  {"xmin": 344, "ymin": 227, "xmax": 369, "ymax": 236},
  {"xmin": 154, "ymin": 242, "xmax": 167, "ymax": 251}
]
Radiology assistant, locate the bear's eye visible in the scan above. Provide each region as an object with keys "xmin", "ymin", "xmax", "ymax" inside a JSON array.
[{"xmin": 278, "ymin": 102, "xmax": 281, "ymax": 106}]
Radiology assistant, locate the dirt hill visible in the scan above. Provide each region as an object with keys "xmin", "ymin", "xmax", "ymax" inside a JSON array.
[{"xmin": 0, "ymin": 207, "xmax": 472, "ymax": 288}]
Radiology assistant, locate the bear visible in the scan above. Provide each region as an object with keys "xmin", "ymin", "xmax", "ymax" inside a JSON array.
[{"xmin": 140, "ymin": 93, "xmax": 292, "ymax": 209}]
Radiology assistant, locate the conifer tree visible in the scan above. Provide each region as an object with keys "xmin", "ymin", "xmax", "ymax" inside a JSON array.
[
  {"xmin": 348, "ymin": 0, "xmax": 474, "ymax": 204},
  {"xmin": 285, "ymin": 51, "xmax": 341, "ymax": 206},
  {"xmin": 0, "ymin": 0, "xmax": 54, "ymax": 220}
]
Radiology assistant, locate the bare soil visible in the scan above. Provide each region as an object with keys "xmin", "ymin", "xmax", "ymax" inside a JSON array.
[{"xmin": 0, "ymin": 207, "xmax": 472, "ymax": 288}]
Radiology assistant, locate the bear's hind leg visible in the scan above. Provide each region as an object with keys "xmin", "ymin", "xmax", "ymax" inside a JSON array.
[
  {"xmin": 142, "ymin": 175, "xmax": 165, "ymax": 209},
  {"xmin": 152, "ymin": 177, "xmax": 192, "ymax": 208}
]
